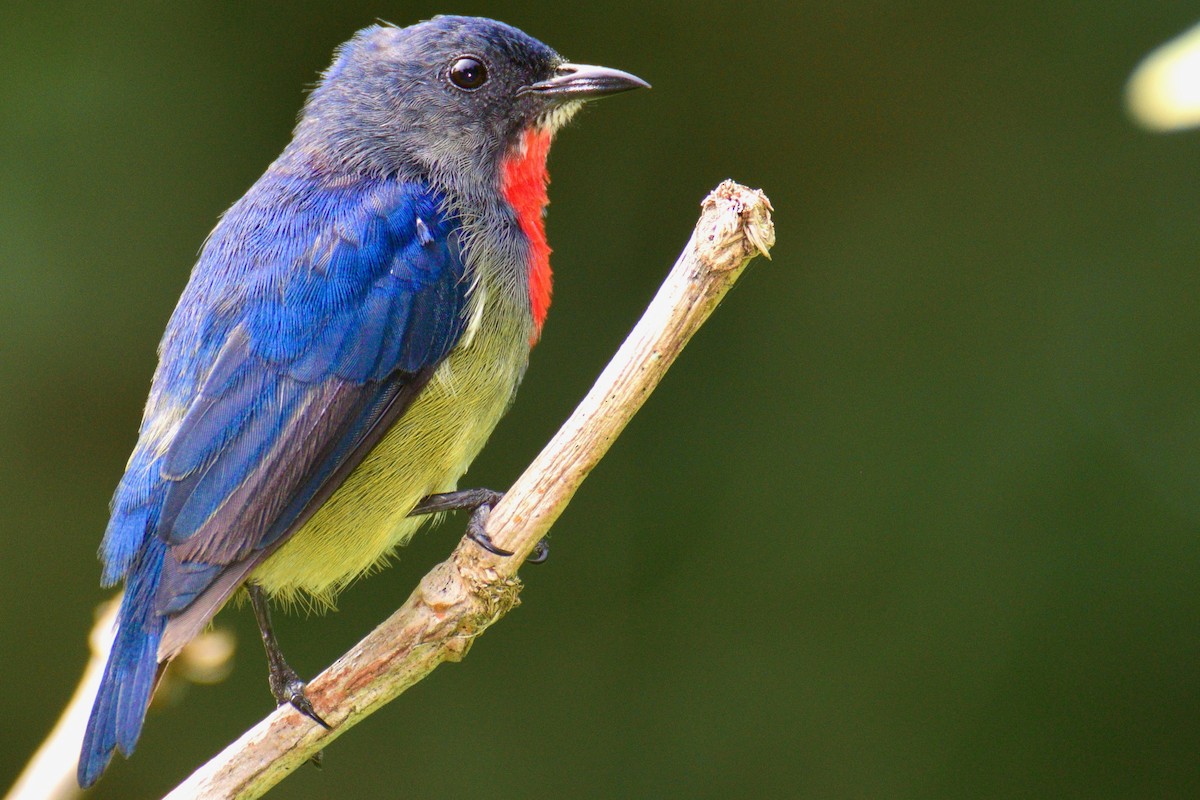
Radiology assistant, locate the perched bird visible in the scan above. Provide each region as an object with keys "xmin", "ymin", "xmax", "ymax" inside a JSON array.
[{"xmin": 78, "ymin": 15, "xmax": 646, "ymax": 787}]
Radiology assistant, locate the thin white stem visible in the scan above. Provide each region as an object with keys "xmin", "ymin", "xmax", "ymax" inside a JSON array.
[{"xmin": 4, "ymin": 603, "xmax": 116, "ymax": 800}]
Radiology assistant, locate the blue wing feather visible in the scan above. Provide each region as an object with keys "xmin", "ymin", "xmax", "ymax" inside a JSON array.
[
  {"xmin": 80, "ymin": 171, "xmax": 469, "ymax": 786},
  {"xmin": 100, "ymin": 175, "xmax": 465, "ymax": 571}
]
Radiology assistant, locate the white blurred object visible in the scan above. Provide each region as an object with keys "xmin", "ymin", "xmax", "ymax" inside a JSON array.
[
  {"xmin": 4, "ymin": 599, "xmax": 236, "ymax": 800},
  {"xmin": 1127, "ymin": 20, "xmax": 1200, "ymax": 131}
]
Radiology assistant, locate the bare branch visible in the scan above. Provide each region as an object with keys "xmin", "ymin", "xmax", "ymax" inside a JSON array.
[
  {"xmin": 10, "ymin": 180, "xmax": 772, "ymax": 800},
  {"xmin": 166, "ymin": 181, "xmax": 768, "ymax": 800},
  {"xmin": 165, "ymin": 180, "xmax": 773, "ymax": 799}
]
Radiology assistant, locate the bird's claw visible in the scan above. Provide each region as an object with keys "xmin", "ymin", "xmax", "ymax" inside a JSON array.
[
  {"xmin": 528, "ymin": 537, "xmax": 550, "ymax": 564},
  {"xmin": 287, "ymin": 682, "xmax": 332, "ymax": 731},
  {"xmin": 279, "ymin": 677, "xmax": 329, "ymax": 769},
  {"xmin": 466, "ymin": 505, "xmax": 550, "ymax": 564},
  {"xmin": 280, "ymin": 680, "xmax": 329, "ymax": 769},
  {"xmin": 270, "ymin": 669, "xmax": 332, "ymax": 730},
  {"xmin": 413, "ymin": 488, "xmax": 549, "ymax": 564},
  {"xmin": 466, "ymin": 505, "xmax": 514, "ymax": 556}
]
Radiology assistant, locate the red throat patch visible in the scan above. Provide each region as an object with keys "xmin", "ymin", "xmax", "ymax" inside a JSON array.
[{"xmin": 499, "ymin": 128, "xmax": 553, "ymax": 343}]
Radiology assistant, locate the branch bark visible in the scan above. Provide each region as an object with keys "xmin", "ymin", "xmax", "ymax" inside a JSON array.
[
  {"xmin": 166, "ymin": 179, "xmax": 774, "ymax": 799},
  {"xmin": 7, "ymin": 180, "xmax": 774, "ymax": 800}
]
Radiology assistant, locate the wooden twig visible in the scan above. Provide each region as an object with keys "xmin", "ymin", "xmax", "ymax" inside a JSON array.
[
  {"xmin": 9, "ymin": 180, "xmax": 773, "ymax": 800},
  {"xmin": 165, "ymin": 180, "xmax": 773, "ymax": 799}
]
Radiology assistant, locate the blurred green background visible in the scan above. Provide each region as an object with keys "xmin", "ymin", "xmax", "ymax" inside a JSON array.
[{"xmin": 3, "ymin": 2, "xmax": 1199, "ymax": 798}]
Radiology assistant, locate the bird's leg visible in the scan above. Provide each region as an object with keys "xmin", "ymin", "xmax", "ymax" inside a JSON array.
[
  {"xmin": 247, "ymin": 583, "xmax": 332, "ymax": 731},
  {"xmin": 409, "ymin": 488, "xmax": 504, "ymax": 516},
  {"xmin": 410, "ymin": 489, "xmax": 549, "ymax": 563}
]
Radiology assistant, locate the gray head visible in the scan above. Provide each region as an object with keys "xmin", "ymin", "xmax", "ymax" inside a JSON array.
[{"xmin": 286, "ymin": 16, "xmax": 648, "ymax": 190}]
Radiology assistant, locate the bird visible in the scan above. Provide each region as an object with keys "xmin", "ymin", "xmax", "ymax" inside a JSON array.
[{"xmin": 77, "ymin": 15, "xmax": 647, "ymax": 787}]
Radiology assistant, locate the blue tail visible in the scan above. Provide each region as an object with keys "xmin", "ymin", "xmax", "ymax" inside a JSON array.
[{"xmin": 78, "ymin": 539, "xmax": 167, "ymax": 788}]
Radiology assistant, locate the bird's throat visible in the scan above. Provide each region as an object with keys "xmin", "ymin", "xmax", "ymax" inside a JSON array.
[{"xmin": 500, "ymin": 128, "xmax": 553, "ymax": 343}]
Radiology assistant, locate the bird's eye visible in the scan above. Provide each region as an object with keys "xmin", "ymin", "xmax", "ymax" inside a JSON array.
[{"xmin": 449, "ymin": 57, "xmax": 488, "ymax": 91}]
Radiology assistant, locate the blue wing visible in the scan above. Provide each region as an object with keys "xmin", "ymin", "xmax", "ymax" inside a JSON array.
[{"xmin": 79, "ymin": 171, "xmax": 469, "ymax": 786}]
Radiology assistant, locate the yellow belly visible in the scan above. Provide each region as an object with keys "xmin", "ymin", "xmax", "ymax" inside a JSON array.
[{"xmin": 250, "ymin": 313, "xmax": 528, "ymax": 608}]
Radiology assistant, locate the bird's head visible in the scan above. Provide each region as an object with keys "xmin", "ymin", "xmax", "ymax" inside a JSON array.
[{"xmin": 289, "ymin": 16, "xmax": 648, "ymax": 191}]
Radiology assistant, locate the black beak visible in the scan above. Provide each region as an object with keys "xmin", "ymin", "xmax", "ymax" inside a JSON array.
[{"xmin": 522, "ymin": 62, "xmax": 650, "ymax": 102}]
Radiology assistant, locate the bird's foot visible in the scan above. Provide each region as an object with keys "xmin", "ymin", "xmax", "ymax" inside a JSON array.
[
  {"xmin": 529, "ymin": 537, "xmax": 550, "ymax": 564},
  {"xmin": 411, "ymin": 488, "xmax": 550, "ymax": 563},
  {"xmin": 248, "ymin": 583, "xmax": 332, "ymax": 730},
  {"xmin": 409, "ymin": 488, "xmax": 504, "ymax": 517},
  {"xmin": 268, "ymin": 663, "xmax": 332, "ymax": 731},
  {"xmin": 465, "ymin": 504, "xmax": 512, "ymax": 556}
]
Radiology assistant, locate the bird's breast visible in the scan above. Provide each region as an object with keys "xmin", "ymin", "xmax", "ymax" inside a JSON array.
[
  {"xmin": 250, "ymin": 278, "xmax": 532, "ymax": 607},
  {"xmin": 499, "ymin": 128, "xmax": 554, "ymax": 342}
]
